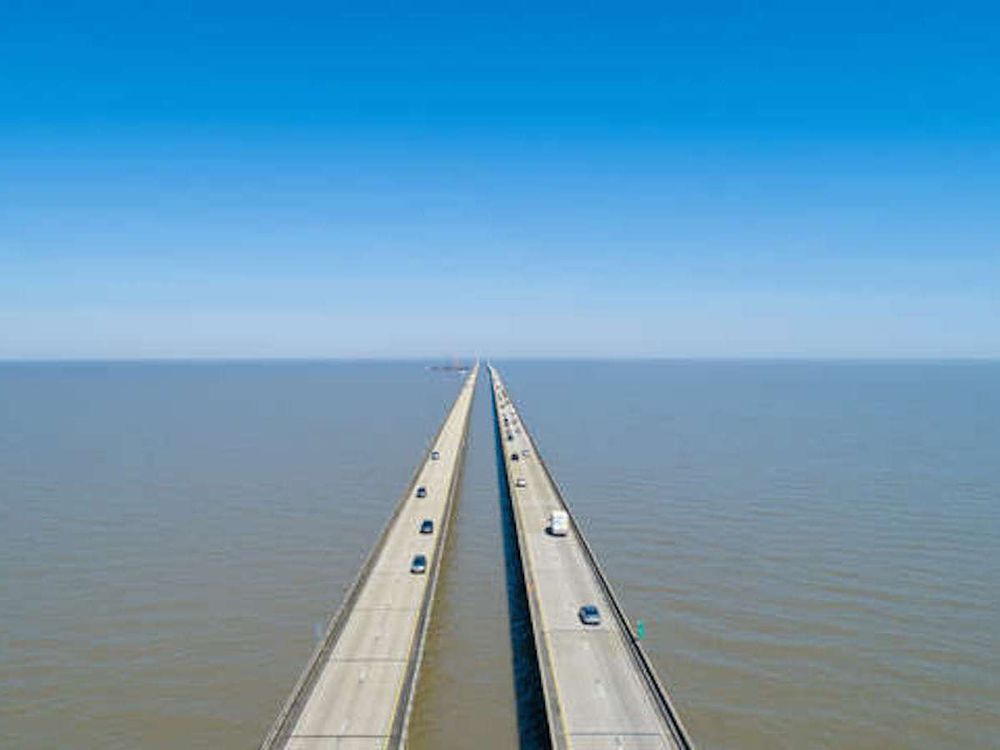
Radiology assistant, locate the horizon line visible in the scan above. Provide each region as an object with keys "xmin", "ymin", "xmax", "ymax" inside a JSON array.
[{"xmin": 1, "ymin": 355, "xmax": 998, "ymax": 365}]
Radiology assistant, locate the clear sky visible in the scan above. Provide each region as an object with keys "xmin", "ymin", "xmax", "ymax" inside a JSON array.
[{"xmin": 2, "ymin": 1, "xmax": 997, "ymax": 359}]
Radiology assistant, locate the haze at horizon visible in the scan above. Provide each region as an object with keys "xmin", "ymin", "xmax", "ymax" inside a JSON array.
[{"xmin": 2, "ymin": 2, "xmax": 998, "ymax": 359}]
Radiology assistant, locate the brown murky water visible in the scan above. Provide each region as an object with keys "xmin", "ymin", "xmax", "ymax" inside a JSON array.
[{"xmin": 2, "ymin": 361, "xmax": 998, "ymax": 749}]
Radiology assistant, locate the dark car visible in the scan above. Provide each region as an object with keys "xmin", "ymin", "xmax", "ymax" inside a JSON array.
[
  {"xmin": 507, "ymin": 432, "xmax": 514, "ymax": 441},
  {"xmin": 416, "ymin": 486, "xmax": 427, "ymax": 498},
  {"xmin": 431, "ymin": 450, "xmax": 440, "ymax": 460},
  {"xmin": 420, "ymin": 519, "xmax": 434, "ymax": 534},
  {"xmin": 411, "ymin": 554, "xmax": 428, "ymax": 574},
  {"xmin": 579, "ymin": 604, "xmax": 601, "ymax": 626},
  {"xmin": 511, "ymin": 453, "xmax": 519, "ymax": 461}
]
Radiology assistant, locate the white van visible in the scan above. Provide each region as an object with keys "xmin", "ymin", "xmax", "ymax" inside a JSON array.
[{"xmin": 548, "ymin": 510, "xmax": 569, "ymax": 536}]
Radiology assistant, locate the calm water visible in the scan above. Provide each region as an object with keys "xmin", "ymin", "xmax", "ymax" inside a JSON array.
[{"xmin": 2, "ymin": 361, "xmax": 998, "ymax": 749}]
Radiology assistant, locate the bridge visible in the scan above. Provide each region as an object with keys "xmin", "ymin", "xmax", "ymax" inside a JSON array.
[
  {"xmin": 490, "ymin": 364, "xmax": 694, "ymax": 750},
  {"xmin": 260, "ymin": 361, "xmax": 695, "ymax": 749},
  {"xmin": 259, "ymin": 364, "xmax": 478, "ymax": 750}
]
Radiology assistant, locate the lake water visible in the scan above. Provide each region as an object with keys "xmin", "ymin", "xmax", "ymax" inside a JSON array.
[{"xmin": 2, "ymin": 361, "xmax": 997, "ymax": 749}]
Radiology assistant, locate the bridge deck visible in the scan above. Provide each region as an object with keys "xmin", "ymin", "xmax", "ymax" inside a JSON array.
[
  {"xmin": 261, "ymin": 365, "xmax": 478, "ymax": 750},
  {"xmin": 489, "ymin": 365, "xmax": 694, "ymax": 750}
]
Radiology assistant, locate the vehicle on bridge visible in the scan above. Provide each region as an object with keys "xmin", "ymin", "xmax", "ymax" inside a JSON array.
[
  {"xmin": 579, "ymin": 604, "xmax": 601, "ymax": 626},
  {"xmin": 420, "ymin": 519, "xmax": 434, "ymax": 534},
  {"xmin": 410, "ymin": 554, "xmax": 427, "ymax": 574},
  {"xmin": 548, "ymin": 510, "xmax": 569, "ymax": 536},
  {"xmin": 416, "ymin": 486, "xmax": 427, "ymax": 498}
]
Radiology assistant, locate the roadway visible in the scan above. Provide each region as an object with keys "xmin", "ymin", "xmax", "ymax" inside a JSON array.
[
  {"xmin": 260, "ymin": 363, "xmax": 479, "ymax": 750},
  {"xmin": 489, "ymin": 364, "xmax": 694, "ymax": 750}
]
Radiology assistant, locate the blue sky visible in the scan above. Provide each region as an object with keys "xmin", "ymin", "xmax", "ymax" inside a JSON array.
[{"xmin": 2, "ymin": 1, "xmax": 997, "ymax": 358}]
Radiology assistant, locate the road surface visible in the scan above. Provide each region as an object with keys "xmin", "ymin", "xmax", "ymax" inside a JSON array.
[
  {"xmin": 260, "ymin": 364, "xmax": 479, "ymax": 750},
  {"xmin": 489, "ymin": 364, "xmax": 694, "ymax": 750}
]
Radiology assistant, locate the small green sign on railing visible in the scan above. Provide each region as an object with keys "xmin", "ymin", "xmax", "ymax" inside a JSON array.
[{"xmin": 636, "ymin": 619, "xmax": 645, "ymax": 641}]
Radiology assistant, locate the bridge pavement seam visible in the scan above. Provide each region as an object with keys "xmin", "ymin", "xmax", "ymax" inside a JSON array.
[
  {"xmin": 291, "ymin": 734, "xmax": 392, "ymax": 739},
  {"xmin": 329, "ymin": 658, "xmax": 408, "ymax": 663}
]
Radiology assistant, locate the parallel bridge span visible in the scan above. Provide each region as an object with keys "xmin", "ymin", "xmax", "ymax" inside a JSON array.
[
  {"xmin": 490, "ymin": 364, "xmax": 695, "ymax": 750},
  {"xmin": 260, "ymin": 364, "xmax": 478, "ymax": 750}
]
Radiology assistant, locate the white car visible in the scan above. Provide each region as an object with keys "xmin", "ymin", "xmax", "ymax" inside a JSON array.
[
  {"xmin": 515, "ymin": 477, "xmax": 527, "ymax": 488},
  {"xmin": 549, "ymin": 510, "xmax": 569, "ymax": 536}
]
